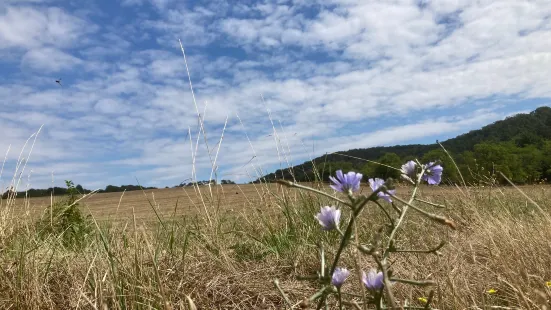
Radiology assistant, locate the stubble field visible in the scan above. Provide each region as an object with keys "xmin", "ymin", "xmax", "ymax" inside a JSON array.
[
  {"xmin": 1, "ymin": 182, "xmax": 551, "ymax": 309},
  {"xmin": 15, "ymin": 183, "xmax": 457, "ymax": 220},
  {"xmin": 15, "ymin": 184, "xmax": 272, "ymax": 220}
]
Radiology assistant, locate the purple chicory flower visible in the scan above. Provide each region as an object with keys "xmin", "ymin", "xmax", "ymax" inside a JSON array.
[
  {"xmin": 315, "ymin": 206, "xmax": 341, "ymax": 231},
  {"xmin": 422, "ymin": 162, "xmax": 443, "ymax": 185},
  {"xmin": 362, "ymin": 269, "xmax": 384, "ymax": 291},
  {"xmin": 329, "ymin": 170, "xmax": 362, "ymax": 193},
  {"xmin": 368, "ymin": 178, "xmax": 396, "ymax": 203},
  {"xmin": 331, "ymin": 267, "xmax": 350, "ymax": 288},
  {"xmin": 401, "ymin": 160, "xmax": 417, "ymax": 182}
]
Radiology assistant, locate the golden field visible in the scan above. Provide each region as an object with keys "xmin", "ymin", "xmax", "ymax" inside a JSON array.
[
  {"xmin": 1, "ymin": 182, "xmax": 550, "ymax": 309},
  {"xmin": 12, "ymin": 183, "xmax": 461, "ymax": 220}
]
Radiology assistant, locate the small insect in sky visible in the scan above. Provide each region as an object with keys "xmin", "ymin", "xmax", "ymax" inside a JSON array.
[{"xmin": 55, "ymin": 78, "xmax": 62, "ymax": 86}]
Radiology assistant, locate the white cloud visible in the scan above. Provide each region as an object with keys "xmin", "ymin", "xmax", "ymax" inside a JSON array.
[
  {"xmin": 94, "ymin": 98, "xmax": 130, "ymax": 114},
  {"xmin": 148, "ymin": 57, "xmax": 185, "ymax": 79},
  {"xmin": 143, "ymin": 7, "xmax": 218, "ymax": 47},
  {"xmin": 2, "ymin": 0, "xmax": 551, "ymax": 188},
  {"xmin": 0, "ymin": 6, "xmax": 95, "ymax": 50},
  {"xmin": 21, "ymin": 47, "xmax": 83, "ymax": 72}
]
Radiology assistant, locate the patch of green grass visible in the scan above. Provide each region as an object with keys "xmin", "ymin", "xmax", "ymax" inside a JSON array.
[{"xmin": 34, "ymin": 180, "xmax": 94, "ymax": 250}]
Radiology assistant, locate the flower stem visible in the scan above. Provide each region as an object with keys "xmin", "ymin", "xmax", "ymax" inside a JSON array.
[
  {"xmin": 320, "ymin": 243, "xmax": 325, "ymax": 278},
  {"xmin": 337, "ymin": 287, "xmax": 343, "ymax": 310},
  {"xmin": 273, "ymin": 279, "xmax": 293, "ymax": 309},
  {"xmin": 276, "ymin": 180, "xmax": 350, "ymax": 206},
  {"xmin": 388, "ymin": 193, "xmax": 456, "ymax": 230},
  {"xmin": 378, "ymin": 167, "xmax": 427, "ymax": 308},
  {"xmin": 423, "ymin": 290, "xmax": 435, "ymax": 310},
  {"xmin": 374, "ymin": 200, "xmax": 394, "ymax": 227},
  {"xmin": 389, "ymin": 278, "xmax": 436, "ymax": 287},
  {"xmin": 391, "ymin": 240, "xmax": 446, "ymax": 255},
  {"xmin": 373, "ymin": 256, "xmax": 398, "ymax": 309},
  {"xmin": 328, "ymin": 192, "xmax": 378, "ymax": 276},
  {"xmin": 384, "ymin": 167, "xmax": 426, "ymax": 258},
  {"xmin": 351, "ymin": 221, "xmax": 368, "ymax": 309},
  {"xmin": 414, "ymin": 197, "xmax": 446, "ymax": 208}
]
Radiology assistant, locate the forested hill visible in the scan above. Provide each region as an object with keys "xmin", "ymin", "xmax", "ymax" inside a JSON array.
[{"xmin": 256, "ymin": 106, "xmax": 551, "ymax": 185}]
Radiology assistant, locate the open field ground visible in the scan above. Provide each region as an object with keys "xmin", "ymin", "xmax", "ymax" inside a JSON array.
[
  {"xmin": 11, "ymin": 184, "xmax": 281, "ymax": 220},
  {"xmin": 1, "ymin": 182, "xmax": 550, "ymax": 309},
  {"xmin": 9, "ymin": 183, "xmax": 490, "ymax": 220}
]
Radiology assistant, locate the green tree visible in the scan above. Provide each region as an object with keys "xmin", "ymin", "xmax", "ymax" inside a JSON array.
[
  {"xmin": 469, "ymin": 141, "xmax": 543, "ymax": 184},
  {"xmin": 456, "ymin": 151, "xmax": 477, "ymax": 185},
  {"xmin": 105, "ymin": 185, "xmax": 119, "ymax": 192},
  {"xmin": 472, "ymin": 142, "xmax": 512, "ymax": 183},
  {"xmin": 373, "ymin": 153, "xmax": 402, "ymax": 179},
  {"xmin": 510, "ymin": 144, "xmax": 543, "ymax": 184},
  {"xmin": 514, "ymin": 132, "xmax": 544, "ymax": 148},
  {"xmin": 360, "ymin": 162, "xmax": 376, "ymax": 180},
  {"xmin": 540, "ymin": 141, "xmax": 551, "ymax": 181}
]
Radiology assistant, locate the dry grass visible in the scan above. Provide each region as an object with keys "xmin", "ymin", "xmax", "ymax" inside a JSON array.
[
  {"xmin": 0, "ymin": 182, "xmax": 550, "ymax": 309},
  {"xmin": 11, "ymin": 184, "xmax": 282, "ymax": 220}
]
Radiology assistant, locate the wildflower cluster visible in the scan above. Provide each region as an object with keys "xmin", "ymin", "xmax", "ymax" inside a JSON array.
[{"xmin": 276, "ymin": 159, "xmax": 454, "ymax": 309}]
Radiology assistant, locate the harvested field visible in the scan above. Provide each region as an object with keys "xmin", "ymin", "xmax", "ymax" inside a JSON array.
[
  {"xmin": 12, "ymin": 183, "xmax": 467, "ymax": 219},
  {"xmin": 13, "ymin": 184, "xmax": 279, "ymax": 220},
  {"xmin": 1, "ymin": 182, "xmax": 550, "ymax": 309},
  {"xmin": 10, "ymin": 183, "xmax": 544, "ymax": 220}
]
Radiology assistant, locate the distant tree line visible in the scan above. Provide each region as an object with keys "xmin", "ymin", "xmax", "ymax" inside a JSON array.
[
  {"xmin": 176, "ymin": 179, "xmax": 216, "ymax": 187},
  {"xmin": 304, "ymin": 140, "xmax": 551, "ymax": 185},
  {"xmin": 2, "ymin": 184, "xmax": 157, "ymax": 199},
  {"xmin": 175, "ymin": 179, "xmax": 236, "ymax": 187},
  {"xmin": 2, "ymin": 186, "xmax": 90, "ymax": 199},
  {"xmin": 2, "ymin": 179, "xmax": 238, "ymax": 198}
]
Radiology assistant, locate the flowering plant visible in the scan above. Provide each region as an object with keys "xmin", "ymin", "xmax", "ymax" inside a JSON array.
[{"xmin": 274, "ymin": 159, "xmax": 455, "ymax": 309}]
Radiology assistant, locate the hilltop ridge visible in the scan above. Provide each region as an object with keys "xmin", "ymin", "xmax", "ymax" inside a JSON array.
[{"xmin": 257, "ymin": 106, "xmax": 551, "ymax": 185}]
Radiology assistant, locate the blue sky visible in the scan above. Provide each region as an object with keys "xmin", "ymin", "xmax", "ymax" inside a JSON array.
[{"xmin": 1, "ymin": 0, "xmax": 551, "ymax": 190}]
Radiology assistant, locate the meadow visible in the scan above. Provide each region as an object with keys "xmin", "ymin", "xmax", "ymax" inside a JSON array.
[{"xmin": 1, "ymin": 179, "xmax": 550, "ymax": 309}]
